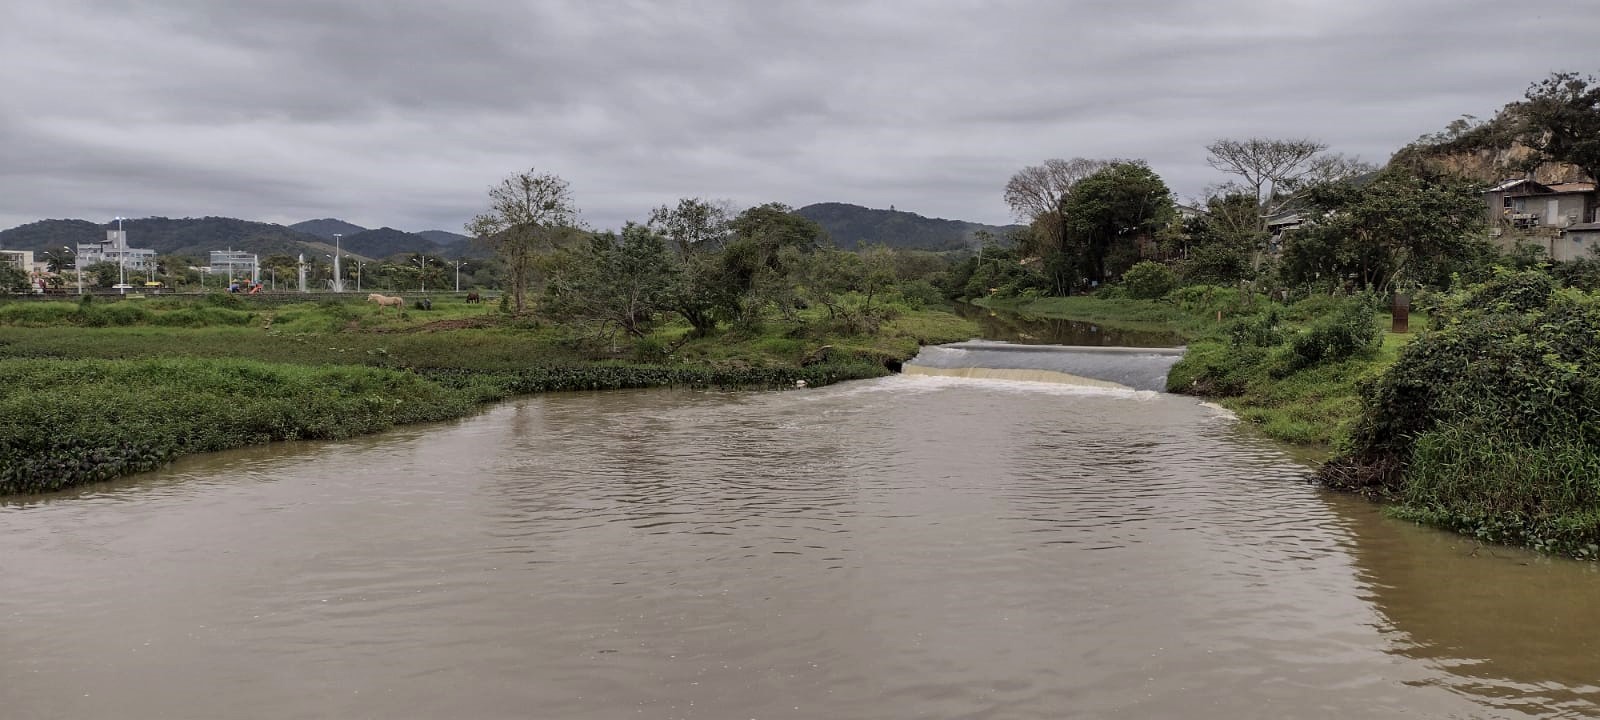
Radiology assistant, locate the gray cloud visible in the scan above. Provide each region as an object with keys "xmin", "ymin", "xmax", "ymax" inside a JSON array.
[{"xmin": 1, "ymin": 0, "xmax": 1593, "ymax": 234}]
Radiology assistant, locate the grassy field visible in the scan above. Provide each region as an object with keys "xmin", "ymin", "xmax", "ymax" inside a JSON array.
[{"xmin": 0, "ymin": 294, "xmax": 977, "ymax": 493}]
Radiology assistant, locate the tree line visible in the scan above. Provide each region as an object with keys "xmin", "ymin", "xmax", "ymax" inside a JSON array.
[
  {"xmin": 949, "ymin": 69, "xmax": 1600, "ymax": 303},
  {"xmin": 465, "ymin": 172, "xmax": 948, "ymax": 343}
]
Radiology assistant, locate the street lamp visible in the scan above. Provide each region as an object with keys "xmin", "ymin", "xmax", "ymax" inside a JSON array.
[
  {"xmin": 114, "ymin": 216, "xmax": 127, "ymax": 291},
  {"xmin": 67, "ymin": 246, "xmax": 82, "ymax": 295},
  {"xmin": 349, "ymin": 257, "xmax": 364, "ymax": 292},
  {"xmin": 415, "ymin": 255, "xmax": 427, "ymax": 292},
  {"xmin": 453, "ymin": 260, "xmax": 467, "ymax": 292}
]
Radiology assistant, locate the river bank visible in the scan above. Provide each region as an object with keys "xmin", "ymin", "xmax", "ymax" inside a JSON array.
[
  {"xmin": 0, "ymin": 294, "xmax": 978, "ymax": 494},
  {"xmin": 974, "ymin": 289, "xmax": 1410, "ymax": 450},
  {"xmin": 977, "ymin": 279, "xmax": 1600, "ymax": 560}
]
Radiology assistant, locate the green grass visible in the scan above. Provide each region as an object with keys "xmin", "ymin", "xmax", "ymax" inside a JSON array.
[
  {"xmin": 0, "ymin": 296, "xmax": 978, "ymax": 493},
  {"xmin": 0, "ymin": 357, "xmax": 475, "ymax": 494},
  {"xmin": 974, "ymin": 295, "xmax": 1206, "ymax": 337},
  {"xmin": 1205, "ymin": 320, "xmax": 1419, "ymax": 450}
]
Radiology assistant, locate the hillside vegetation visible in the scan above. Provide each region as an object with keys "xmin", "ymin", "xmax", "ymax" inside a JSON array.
[{"xmin": 797, "ymin": 202, "xmax": 1022, "ymax": 251}]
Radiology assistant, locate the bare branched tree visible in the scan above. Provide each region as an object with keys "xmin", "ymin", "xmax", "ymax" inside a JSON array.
[
  {"xmin": 1205, "ymin": 138, "xmax": 1372, "ymax": 231},
  {"xmin": 466, "ymin": 168, "xmax": 581, "ymax": 314},
  {"xmin": 1003, "ymin": 157, "xmax": 1114, "ymax": 256}
]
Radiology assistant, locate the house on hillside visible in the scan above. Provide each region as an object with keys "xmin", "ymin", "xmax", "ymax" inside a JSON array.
[
  {"xmin": 1483, "ymin": 178, "xmax": 1600, "ymax": 261},
  {"xmin": 1484, "ymin": 178, "xmax": 1596, "ymax": 230},
  {"xmin": 1265, "ymin": 210, "xmax": 1311, "ymax": 253}
]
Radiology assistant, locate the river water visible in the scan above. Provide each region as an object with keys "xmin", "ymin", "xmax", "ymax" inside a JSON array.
[{"xmin": 4, "ymin": 378, "xmax": 1598, "ymax": 719}]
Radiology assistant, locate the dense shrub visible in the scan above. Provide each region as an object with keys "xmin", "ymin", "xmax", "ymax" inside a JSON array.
[
  {"xmin": 1121, "ymin": 261, "xmax": 1177, "ymax": 300},
  {"xmin": 0, "ymin": 303, "xmax": 80, "ymax": 327},
  {"xmin": 1458, "ymin": 267, "xmax": 1556, "ymax": 315},
  {"xmin": 0, "ymin": 358, "xmax": 474, "ymax": 494},
  {"xmin": 1225, "ymin": 308, "xmax": 1284, "ymax": 348},
  {"xmin": 1168, "ymin": 284, "xmax": 1248, "ymax": 316},
  {"xmin": 1280, "ymin": 301, "xmax": 1379, "ymax": 371},
  {"xmin": 1320, "ymin": 277, "xmax": 1600, "ymax": 556}
]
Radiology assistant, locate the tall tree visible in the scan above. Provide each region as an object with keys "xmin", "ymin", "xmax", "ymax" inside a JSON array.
[
  {"xmin": 466, "ymin": 169, "xmax": 580, "ymax": 313},
  {"xmin": 1173, "ymin": 193, "xmax": 1264, "ymax": 284},
  {"xmin": 1062, "ymin": 161, "xmax": 1176, "ymax": 285},
  {"xmin": 544, "ymin": 223, "xmax": 675, "ymax": 338},
  {"xmin": 1518, "ymin": 71, "xmax": 1600, "ymax": 184},
  {"xmin": 648, "ymin": 198, "xmax": 733, "ymax": 254},
  {"xmin": 1003, "ymin": 157, "xmax": 1113, "ymax": 258},
  {"xmin": 1205, "ymin": 138, "xmax": 1371, "ymax": 232},
  {"xmin": 649, "ymin": 198, "xmax": 735, "ymax": 335},
  {"xmin": 1279, "ymin": 167, "xmax": 1489, "ymax": 292},
  {"xmin": 718, "ymin": 203, "xmax": 825, "ymax": 324}
]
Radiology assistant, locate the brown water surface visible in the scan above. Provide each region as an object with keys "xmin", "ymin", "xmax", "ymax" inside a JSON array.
[{"xmin": 3, "ymin": 377, "xmax": 1596, "ymax": 719}]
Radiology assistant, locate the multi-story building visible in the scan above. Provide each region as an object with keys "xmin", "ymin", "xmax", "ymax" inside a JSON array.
[
  {"xmin": 0, "ymin": 249, "xmax": 34, "ymax": 273},
  {"xmin": 76, "ymin": 230, "xmax": 156, "ymax": 271}
]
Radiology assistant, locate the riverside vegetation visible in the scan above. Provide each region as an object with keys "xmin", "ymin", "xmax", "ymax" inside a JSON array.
[
  {"xmin": 972, "ymin": 262, "xmax": 1600, "ymax": 559},
  {"xmin": 939, "ymin": 69, "xmax": 1600, "ymax": 557},
  {"xmin": 0, "ymin": 284, "xmax": 975, "ymax": 495}
]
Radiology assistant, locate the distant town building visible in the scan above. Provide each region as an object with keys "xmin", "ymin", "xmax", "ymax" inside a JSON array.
[
  {"xmin": 77, "ymin": 230, "xmax": 156, "ymax": 271},
  {"xmin": 0, "ymin": 249, "xmax": 34, "ymax": 273},
  {"xmin": 209, "ymin": 250, "xmax": 259, "ymax": 282}
]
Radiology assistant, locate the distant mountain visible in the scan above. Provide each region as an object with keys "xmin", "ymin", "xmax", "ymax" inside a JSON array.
[
  {"xmin": 290, "ymin": 218, "xmax": 369, "ymax": 240},
  {"xmin": 0, "ymin": 217, "xmax": 330, "ymax": 260},
  {"xmin": 417, "ymin": 230, "xmax": 471, "ymax": 248},
  {"xmin": 795, "ymin": 203, "xmax": 1023, "ymax": 251},
  {"xmin": 336, "ymin": 227, "xmax": 444, "ymax": 259}
]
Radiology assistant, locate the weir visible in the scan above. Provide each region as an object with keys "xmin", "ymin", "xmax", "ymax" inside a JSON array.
[{"xmin": 903, "ymin": 340, "xmax": 1184, "ymax": 392}]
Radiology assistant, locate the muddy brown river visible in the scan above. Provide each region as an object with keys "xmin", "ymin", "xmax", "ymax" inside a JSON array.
[{"xmin": 3, "ymin": 377, "xmax": 1597, "ymax": 719}]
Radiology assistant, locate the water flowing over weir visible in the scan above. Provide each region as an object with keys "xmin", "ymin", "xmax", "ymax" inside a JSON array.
[{"xmin": 903, "ymin": 340, "xmax": 1185, "ymax": 391}]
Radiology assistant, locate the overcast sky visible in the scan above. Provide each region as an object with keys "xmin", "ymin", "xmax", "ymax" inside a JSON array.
[{"xmin": 1, "ymin": 1, "xmax": 1593, "ymax": 234}]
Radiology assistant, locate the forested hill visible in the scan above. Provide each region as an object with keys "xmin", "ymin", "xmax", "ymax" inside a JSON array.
[
  {"xmin": 796, "ymin": 203, "xmax": 1022, "ymax": 251},
  {"xmin": 289, "ymin": 218, "xmax": 369, "ymax": 240},
  {"xmin": 341, "ymin": 227, "xmax": 446, "ymax": 258},
  {"xmin": 0, "ymin": 216, "xmax": 475, "ymax": 261},
  {"xmin": 0, "ymin": 217, "xmax": 332, "ymax": 259}
]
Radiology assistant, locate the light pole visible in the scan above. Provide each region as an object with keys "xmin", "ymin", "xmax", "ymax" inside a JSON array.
[
  {"xmin": 350, "ymin": 257, "xmax": 364, "ymax": 292},
  {"xmin": 68, "ymin": 246, "xmax": 83, "ymax": 295},
  {"xmin": 114, "ymin": 216, "xmax": 127, "ymax": 291},
  {"xmin": 453, "ymin": 260, "xmax": 467, "ymax": 292},
  {"xmin": 415, "ymin": 255, "xmax": 427, "ymax": 292}
]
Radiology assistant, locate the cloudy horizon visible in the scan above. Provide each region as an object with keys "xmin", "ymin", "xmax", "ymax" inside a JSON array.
[{"xmin": 2, "ymin": 0, "xmax": 1593, "ymax": 235}]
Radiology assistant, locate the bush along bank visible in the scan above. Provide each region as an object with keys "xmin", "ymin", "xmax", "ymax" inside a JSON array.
[
  {"xmin": 1318, "ymin": 269, "xmax": 1600, "ymax": 559},
  {"xmin": 0, "ymin": 355, "xmax": 890, "ymax": 495},
  {"xmin": 0, "ymin": 358, "xmax": 475, "ymax": 494},
  {"xmin": 1164, "ymin": 289, "xmax": 1394, "ymax": 446}
]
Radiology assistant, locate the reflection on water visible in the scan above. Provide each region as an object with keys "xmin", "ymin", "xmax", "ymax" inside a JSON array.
[
  {"xmin": 1325, "ymin": 492, "xmax": 1600, "ymax": 717},
  {"xmin": 953, "ymin": 301, "xmax": 1185, "ymax": 347},
  {"xmin": 1, "ymin": 378, "xmax": 1595, "ymax": 719}
]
